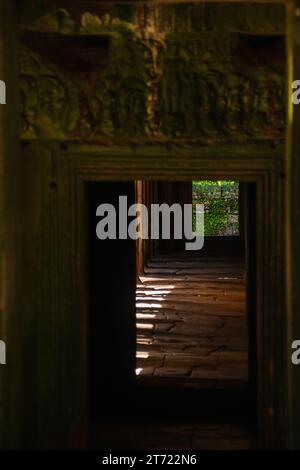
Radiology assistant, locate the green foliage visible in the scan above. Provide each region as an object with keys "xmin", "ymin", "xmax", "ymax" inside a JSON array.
[{"xmin": 192, "ymin": 181, "xmax": 239, "ymax": 236}]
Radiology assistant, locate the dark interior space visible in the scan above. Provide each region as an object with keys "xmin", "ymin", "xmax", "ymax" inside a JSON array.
[{"xmin": 87, "ymin": 181, "xmax": 136, "ymax": 421}]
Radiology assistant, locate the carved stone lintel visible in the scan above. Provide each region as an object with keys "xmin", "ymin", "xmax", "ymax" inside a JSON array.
[{"xmin": 19, "ymin": 10, "xmax": 285, "ymax": 142}]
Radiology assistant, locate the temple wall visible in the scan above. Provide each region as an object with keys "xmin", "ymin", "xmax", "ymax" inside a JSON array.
[{"xmin": 18, "ymin": 2, "xmax": 286, "ymax": 146}]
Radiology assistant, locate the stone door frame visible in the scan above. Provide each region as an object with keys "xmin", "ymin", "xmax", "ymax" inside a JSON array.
[{"xmin": 17, "ymin": 141, "xmax": 285, "ymax": 449}]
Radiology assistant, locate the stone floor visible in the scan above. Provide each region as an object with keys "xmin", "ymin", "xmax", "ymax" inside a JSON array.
[
  {"xmin": 91, "ymin": 259, "xmax": 254, "ymax": 450},
  {"xmin": 136, "ymin": 259, "xmax": 248, "ymax": 388},
  {"xmin": 92, "ymin": 421, "xmax": 255, "ymax": 450}
]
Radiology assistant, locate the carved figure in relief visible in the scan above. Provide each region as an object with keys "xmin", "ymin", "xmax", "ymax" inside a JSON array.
[
  {"xmin": 90, "ymin": 91, "xmax": 114, "ymax": 137},
  {"xmin": 265, "ymin": 79, "xmax": 285, "ymax": 131},
  {"xmin": 240, "ymin": 79, "xmax": 252, "ymax": 131},
  {"xmin": 37, "ymin": 76, "xmax": 68, "ymax": 137},
  {"xmin": 214, "ymin": 76, "xmax": 228, "ymax": 135},
  {"xmin": 197, "ymin": 76, "xmax": 216, "ymax": 137},
  {"xmin": 39, "ymin": 77, "xmax": 67, "ymax": 123},
  {"xmin": 20, "ymin": 76, "xmax": 38, "ymax": 138},
  {"xmin": 225, "ymin": 75, "xmax": 242, "ymax": 132}
]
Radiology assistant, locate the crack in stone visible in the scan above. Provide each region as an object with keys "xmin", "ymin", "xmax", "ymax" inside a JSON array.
[{"xmin": 204, "ymin": 345, "xmax": 227, "ymax": 356}]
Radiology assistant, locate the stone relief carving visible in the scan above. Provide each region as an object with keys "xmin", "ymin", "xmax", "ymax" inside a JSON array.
[
  {"xmin": 20, "ymin": 51, "xmax": 80, "ymax": 138},
  {"xmin": 20, "ymin": 10, "xmax": 285, "ymax": 142},
  {"xmin": 156, "ymin": 35, "xmax": 285, "ymax": 140}
]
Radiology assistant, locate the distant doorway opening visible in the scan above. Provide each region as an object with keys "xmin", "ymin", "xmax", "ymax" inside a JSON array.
[{"xmin": 136, "ymin": 180, "xmax": 251, "ymax": 390}]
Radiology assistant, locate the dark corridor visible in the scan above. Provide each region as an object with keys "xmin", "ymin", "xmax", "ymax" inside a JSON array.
[{"xmin": 86, "ymin": 181, "xmax": 257, "ymax": 449}]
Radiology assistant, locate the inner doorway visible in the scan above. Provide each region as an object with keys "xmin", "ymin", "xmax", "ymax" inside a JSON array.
[{"xmin": 136, "ymin": 180, "xmax": 248, "ymax": 387}]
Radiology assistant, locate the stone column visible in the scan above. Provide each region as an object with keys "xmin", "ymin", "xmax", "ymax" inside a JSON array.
[
  {"xmin": 0, "ymin": 0, "xmax": 21, "ymax": 449},
  {"xmin": 290, "ymin": 1, "xmax": 300, "ymax": 450},
  {"xmin": 0, "ymin": 0, "xmax": 6, "ymax": 449}
]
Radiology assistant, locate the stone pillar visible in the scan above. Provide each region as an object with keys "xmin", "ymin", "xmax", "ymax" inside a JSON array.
[
  {"xmin": 290, "ymin": 1, "xmax": 300, "ymax": 450},
  {"xmin": 0, "ymin": 0, "xmax": 6, "ymax": 448},
  {"xmin": 0, "ymin": 0, "xmax": 21, "ymax": 449}
]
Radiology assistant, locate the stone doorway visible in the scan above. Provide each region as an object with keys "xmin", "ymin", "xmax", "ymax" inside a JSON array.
[
  {"xmin": 135, "ymin": 179, "xmax": 250, "ymax": 389},
  {"xmin": 13, "ymin": 143, "xmax": 286, "ymax": 449}
]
